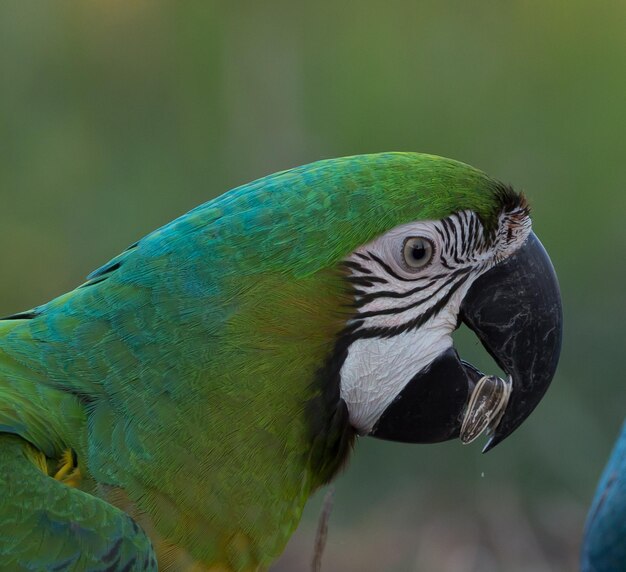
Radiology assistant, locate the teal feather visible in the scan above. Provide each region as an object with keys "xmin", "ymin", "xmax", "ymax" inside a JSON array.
[
  {"xmin": 0, "ymin": 153, "xmax": 511, "ymax": 570},
  {"xmin": 582, "ymin": 420, "xmax": 626, "ymax": 571}
]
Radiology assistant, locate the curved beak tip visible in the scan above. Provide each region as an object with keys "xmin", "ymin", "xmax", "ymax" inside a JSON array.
[
  {"xmin": 461, "ymin": 232, "xmax": 563, "ymax": 450},
  {"xmin": 369, "ymin": 232, "xmax": 562, "ymax": 450}
]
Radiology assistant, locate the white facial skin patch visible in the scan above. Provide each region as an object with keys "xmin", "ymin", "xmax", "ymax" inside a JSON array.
[
  {"xmin": 339, "ymin": 208, "xmax": 531, "ymax": 434},
  {"xmin": 340, "ymin": 326, "xmax": 453, "ymax": 434}
]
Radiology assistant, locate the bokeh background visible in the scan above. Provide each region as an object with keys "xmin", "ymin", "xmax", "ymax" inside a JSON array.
[{"xmin": 1, "ymin": 2, "xmax": 624, "ymax": 571}]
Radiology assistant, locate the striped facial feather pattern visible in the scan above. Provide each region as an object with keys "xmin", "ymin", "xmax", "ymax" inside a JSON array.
[
  {"xmin": 345, "ymin": 205, "xmax": 531, "ymax": 337},
  {"xmin": 339, "ymin": 201, "xmax": 532, "ymax": 434}
]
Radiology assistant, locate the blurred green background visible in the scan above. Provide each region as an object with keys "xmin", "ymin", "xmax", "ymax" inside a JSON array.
[{"xmin": 1, "ymin": 2, "xmax": 624, "ymax": 571}]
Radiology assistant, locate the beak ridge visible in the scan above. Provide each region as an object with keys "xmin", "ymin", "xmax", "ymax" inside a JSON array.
[{"xmin": 460, "ymin": 232, "xmax": 563, "ymax": 451}]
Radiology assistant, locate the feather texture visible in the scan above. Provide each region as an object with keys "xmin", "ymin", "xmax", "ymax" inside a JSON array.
[{"xmin": 0, "ymin": 153, "xmax": 513, "ymax": 569}]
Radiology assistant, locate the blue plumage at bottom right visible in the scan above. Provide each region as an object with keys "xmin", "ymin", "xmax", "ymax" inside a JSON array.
[{"xmin": 582, "ymin": 421, "xmax": 626, "ymax": 571}]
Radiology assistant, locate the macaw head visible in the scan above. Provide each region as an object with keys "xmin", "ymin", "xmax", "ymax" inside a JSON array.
[
  {"xmin": 119, "ymin": 152, "xmax": 561, "ymax": 480},
  {"xmin": 265, "ymin": 153, "xmax": 563, "ymax": 458}
]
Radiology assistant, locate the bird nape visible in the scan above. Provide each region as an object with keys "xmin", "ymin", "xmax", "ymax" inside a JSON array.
[{"xmin": 0, "ymin": 153, "xmax": 562, "ymax": 571}]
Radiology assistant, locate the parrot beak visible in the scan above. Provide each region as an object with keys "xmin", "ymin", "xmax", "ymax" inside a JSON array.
[
  {"xmin": 458, "ymin": 232, "xmax": 562, "ymax": 451},
  {"xmin": 369, "ymin": 232, "xmax": 562, "ymax": 450}
]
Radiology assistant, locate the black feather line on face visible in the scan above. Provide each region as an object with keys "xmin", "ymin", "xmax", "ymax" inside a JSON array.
[
  {"xmin": 353, "ymin": 271, "xmax": 471, "ymax": 320},
  {"xmin": 459, "ymin": 212, "xmax": 468, "ymax": 254},
  {"xmin": 435, "ymin": 226, "xmax": 447, "ymax": 244},
  {"xmin": 440, "ymin": 257, "xmax": 453, "ymax": 270},
  {"xmin": 351, "ymin": 272, "xmax": 471, "ymax": 340},
  {"xmin": 441, "ymin": 217, "xmax": 452, "ymax": 244},
  {"xmin": 353, "ymin": 267, "xmax": 470, "ymax": 312},
  {"xmin": 450, "ymin": 245, "xmax": 463, "ymax": 265},
  {"xmin": 468, "ymin": 215, "xmax": 479, "ymax": 255},
  {"xmin": 353, "ymin": 279, "xmax": 438, "ymax": 308},
  {"xmin": 341, "ymin": 260, "xmax": 373, "ymax": 275},
  {"xmin": 346, "ymin": 275, "xmax": 388, "ymax": 287}
]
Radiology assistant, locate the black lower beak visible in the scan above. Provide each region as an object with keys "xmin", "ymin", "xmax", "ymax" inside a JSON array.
[
  {"xmin": 369, "ymin": 347, "xmax": 480, "ymax": 443},
  {"xmin": 369, "ymin": 232, "xmax": 562, "ymax": 449}
]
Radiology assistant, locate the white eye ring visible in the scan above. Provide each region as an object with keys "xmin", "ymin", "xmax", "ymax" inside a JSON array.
[{"xmin": 402, "ymin": 237, "xmax": 434, "ymax": 270}]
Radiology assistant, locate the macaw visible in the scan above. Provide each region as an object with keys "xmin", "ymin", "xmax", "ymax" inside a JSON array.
[
  {"xmin": 582, "ymin": 420, "xmax": 626, "ymax": 571},
  {"xmin": 0, "ymin": 153, "xmax": 562, "ymax": 571}
]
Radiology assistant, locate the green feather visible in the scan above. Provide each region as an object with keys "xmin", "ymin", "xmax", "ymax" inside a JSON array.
[{"xmin": 0, "ymin": 153, "xmax": 513, "ymax": 570}]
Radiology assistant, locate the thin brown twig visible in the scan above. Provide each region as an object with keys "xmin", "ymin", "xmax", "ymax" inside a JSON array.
[{"xmin": 312, "ymin": 486, "xmax": 335, "ymax": 572}]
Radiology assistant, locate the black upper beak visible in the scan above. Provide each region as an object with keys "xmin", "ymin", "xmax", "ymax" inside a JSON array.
[
  {"xmin": 459, "ymin": 232, "xmax": 563, "ymax": 451},
  {"xmin": 370, "ymin": 232, "xmax": 562, "ymax": 449}
]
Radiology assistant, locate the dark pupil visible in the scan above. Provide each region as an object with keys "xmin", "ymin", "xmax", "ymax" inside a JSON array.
[{"xmin": 411, "ymin": 243, "xmax": 426, "ymax": 260}]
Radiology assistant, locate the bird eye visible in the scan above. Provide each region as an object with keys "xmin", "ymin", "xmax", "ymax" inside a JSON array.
[{"xmin": 402, "ymin": 237, "xmax": 434, "ymax": 269}]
